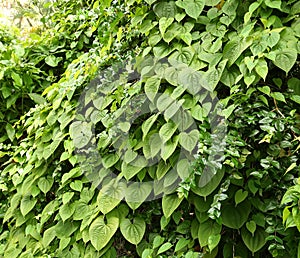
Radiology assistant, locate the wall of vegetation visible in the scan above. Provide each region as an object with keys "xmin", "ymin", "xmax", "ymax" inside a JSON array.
[{"xmin": 0, "ymin": 0, "xmax": 300, "ymax": 257}]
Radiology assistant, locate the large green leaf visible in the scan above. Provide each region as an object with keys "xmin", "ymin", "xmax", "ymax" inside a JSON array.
[
  {"xmin": 162, "ymin": 193, "xmax": 184, "ymax": 218},
  {"xmin": 241, "ymin": 227, "xmax": 267, "ymax": 254},
  {"xmin": 145, "ymin": 76, "xmax": 161, "ymax": 102},
  {"xmin": 20, "ymin": 194, "xmax": 37, "ymax": 216},
  {"xmin": 120, "ymin": 217, "xmax": 146, "ymax": 245},
  {"xmin": 198, "ymin": 219, "xmax": 222, "ymax": 247},
  {"xmin": 159, "ymin": 121, "xmax": 178, "ymax": 143},
  {"xmin": 273, "ymin": 49, "xmax": 297, "ymax": 73},
  {"xmin": 179, "ymin": 129, "xmax": 199, "ymax": 152},
  {"xmin": 97, "ymin": 180, "xmax": 125, "ymax": 214},
  {"xmin": 89, "ymin": 213, "xmax": 119, "ymax": 251},
  {"xmin": 154, "ymin": 1, "xmax": 177, "ymax": 18},
  {"xmin": 221, "ymin": 201, "xmax": 251, "ymax": 229},
  {"xmin": 176, "ymin": 0, "xmax": 205, "ymax": 19}
]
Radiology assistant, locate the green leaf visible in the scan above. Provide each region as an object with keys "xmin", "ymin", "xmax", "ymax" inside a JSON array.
[
  {"xmin": 145, "ymin": 76, "xmax": 161, "ymax": 102},
  {"xmin": 159, "ymin": 121, "xmax": 178, "ymax": 143},
  {"xmin": 291, "ymin": 95, "xmax": 300, "ymax": 104},
  {"xmin": 205, "ymin": 60, "xmax": 227, "ymax": 90},
  {"xmin": 255, "ymin": 59, "xmax": 268, "ymax": 80},
  {"xmin": 159, "ymin": 17, "xmax": 174, "ymax": 36},
  {"xmin": 270, "ymin": 92, "xmax": 286, "ymax": 102},
  {"xmin": 235, "ymin": 189, "xmax": 248, "ymax": 206},
  {"xmin": 258, "ymin": 86, "xmax": 271, "ymax": 95},
  {"xmin": 89, "ymin": 213, "xmax": 119, "ymax": 251},
  {"xmin": 45, "ymin": 55, "xmax": 62, "ymax": 67},
  {"xmin": 161, "ymin": 137, "xmax": 179, "ymax": 161},
  {"xmin": 273, "ymin": 49, "xmax": 297, "ymax": 73},
  {"xmin": 102, "ymin": 154, "xmax": 119, "ymax": 169},
  {"xmin": 246, "ymin": 221, "xmax": 257, "ymax": 236},
  {"xmin": 97, "ymin": 180, "xmax": 125, "ymax": 214},
  {"xmin": 120, "ymin": 217, "xmax": 146, "ymax": 245},
  {"xmin": 285, "ymin": 163, "xmax": 297, "ymax": 175},
  {"xmin": 176, "ymin": 0, "xmax": 205, "ymax": 19},
  {"xmin": 38, "ymin": 177, "xmax": 54, "ymax": 194},
  {"xmin": 59, "ymin": 204, "xmax": 75, "ymax": 222},
  {"xmin": 198, "ymin": 219, "xmax": 222, "ymax": 247},
  {"xmin": 28, "ymin": 93, "xmax": 47, "ymax": 105},
  {"xmin": 11, "ymin": 71, "xmax": 23, "ymax": 86},
  {"xmin": 192, "ymin": 168, "xmax": 225, "ymax": 196},
  {"xmin": 20, "ymin": 194, "xmax": 37, "ymax": 216},
  {"xmin": 264, "ymin": 0, "xmax": 281, "ymax": 10},
  {"xmin": 241, "ymin": 227, "xmax": 267, "ymax": 253},
  {"xmin": 162, "ymin": 193, "xmax": 184, "ymax": 218},
  {"xmin": 222, "ymin": 201, "xmax": 251, "ymax": 229},
  {"xmin": 154, "ymin": 1, "xmax": 177, "ymax": 18},
  {"xmin": 5, "ymin": 123, "xmax": 15, "ymax": 142},
  {"xmin": 208, "ymin": 234, "xmax": 221, "ymax": 252},
  {"xmin": 43, "ymin": 227, "xmax": 56, "ymax": 247},
  {"xmin": 157, "ymin": 242, "xmax": 173, "ymax": 255},
  {"xmin": 70, "ymin": 180, "xmax": 83, "ymax": 192},
  {"xmin": 179, "ymin": 129, "xmax": 199, "ymax": 152},
  {"xmin": 142, "ymin": 114, "xmax": 159, "ymax": 141},
  {"xmin": 175, "ymin": 238, "xmax": 190, "ymax": 252}
]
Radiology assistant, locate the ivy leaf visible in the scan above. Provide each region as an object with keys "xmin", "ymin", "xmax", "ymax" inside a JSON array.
[
  {"xmin": 120, "ymin": 217, "xmax": 146, "ymax": 245},
  {"xmin": 161, "ymin": 137, "xmax": 179, "ymax": 161},
  {"xmin": 208, "ymin": 234, "xmax": 221, "ymax": 252},
  {"xmin": 176, "ymin": 0, "xmax": 205, "ymax": 19},
  {"xmin": 222, "ymin": 201, "xmax": 251, "ymax": 229},
  {"xmin": 89, "ymin": 213, "xmax": 119, "ymax": 251},
  {"xmin": 246, "ymin": 221, "xmax": 257, "ymax": 236},
  {"xmin": 273, "ymin": 49, "xmax": 297, "ymax": 73}
]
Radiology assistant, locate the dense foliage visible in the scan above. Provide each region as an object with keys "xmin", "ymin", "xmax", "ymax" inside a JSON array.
[{"xmin": 0, "ymin": 0, "xmax": 299, "ymax": 257}]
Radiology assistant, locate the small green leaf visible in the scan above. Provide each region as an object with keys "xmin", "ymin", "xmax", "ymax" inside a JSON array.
[
  {"xmin": 258, "ymin": 86, "xmax": 270, "ymax": 96},
  {"xmin": 235, "ymin": 189, "xmax": 248, "ymax": 206},
  {"xmin": 20, "ymin": 194, "xmax": 37, "ymax": 216},
  {"xmin": 285, "ymin": 163, "xmax": 297, "ymax": 175},
  {"xmin": 246, "ymin": 221, "xmax": 257, "ymax": 236},
  {"xmin": 38, "ymin": 177, "xmax": 54, "ymax": 194},
  {"xmin": 45, "ymin": 55, "xmax": 62, "ymax": 67}
]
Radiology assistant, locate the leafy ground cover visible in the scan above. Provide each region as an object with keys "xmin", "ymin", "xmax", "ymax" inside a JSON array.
[{"xmin": 0, "ymin": 0, "xmax": 299, "ymax": 257}]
